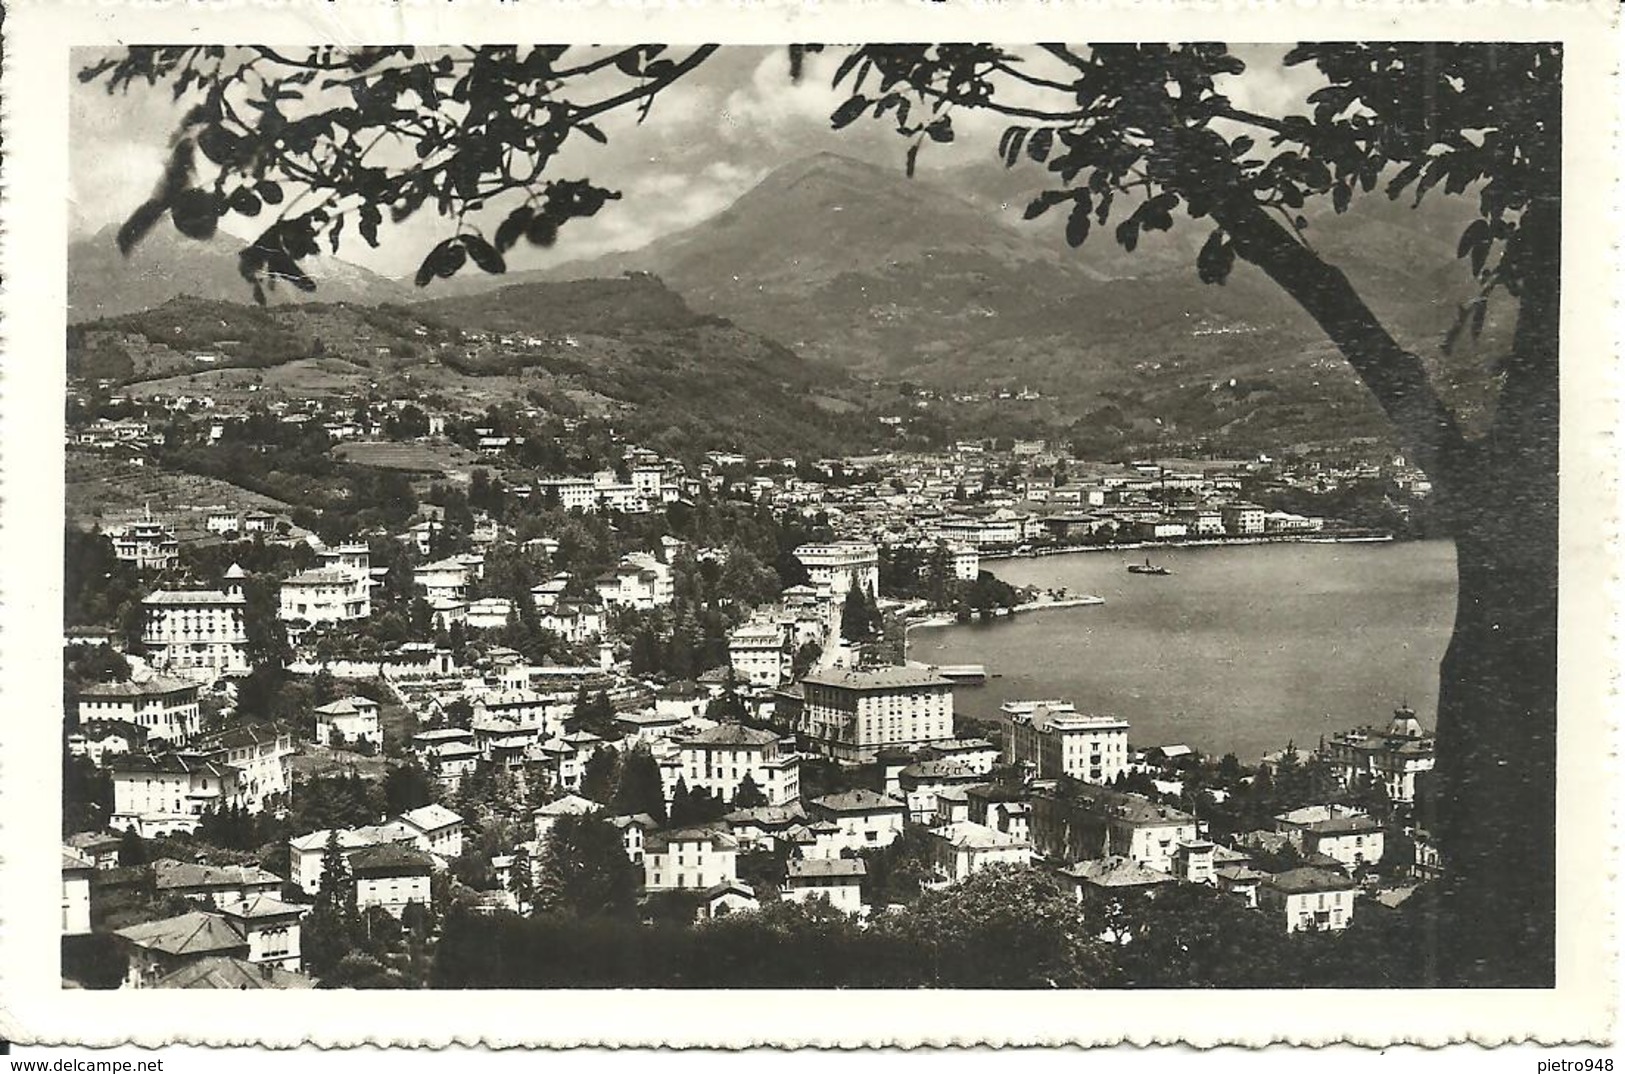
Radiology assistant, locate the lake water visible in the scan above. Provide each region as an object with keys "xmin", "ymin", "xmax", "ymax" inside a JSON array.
[{"xmin": 911, "ymin": 540, "xmax": 1458, "ymax": 763}]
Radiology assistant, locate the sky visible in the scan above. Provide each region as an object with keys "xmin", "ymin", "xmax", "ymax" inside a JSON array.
[{"xmin": 69, "ymin": 44, "xmax": 1321, "ymax": 279}]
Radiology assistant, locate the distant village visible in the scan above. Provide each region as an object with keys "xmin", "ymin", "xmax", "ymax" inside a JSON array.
[{"xmin": 60, "ymin": 386, "xmax": 1444, "ymax": 989}]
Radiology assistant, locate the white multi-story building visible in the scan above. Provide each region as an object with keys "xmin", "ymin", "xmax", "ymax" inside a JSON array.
[
  {"xmin": 313, "ymin": 697, "xmax": 383, "ymax": 749},
  {"xmin": 316, "ymin": 542, "xmax": 371, "ymax": 579},
  {"xmin": 798, "ymin": 666, "xmax": 955, "ymax": 763},
  {"xmin": 809, "ymin": 789, "xmax": 907, "ymax": 852},
  {"xmin": 783, "ymin": 858, "xmax": 866, "ymax": 915},
  {"xmin": 642, "ymin": 826, "xmax": 740, "ymax": 892},
  {"xmin": 61, "ymin": 852, "xmax": 94, "ymax": 936},
  {"xmin": 108, "ymin": 753, "xmax": 244, "ymax": 837},
  {"xmin": 595, "ymin": 553, "xmax": 674, "ymax": 610},
  {"xmin": 397, "ymin": 803, "xmax": 466, "ymax": 860},
  {"xmin": 928, "ymin": 821, "xmax": 1034, "ymax": 881},
  {"xmin": 77, "ymin": 677, "xmax": 201, "ymax": 746},
  {"xmin": 678, "ymin": 724, "xmax": 800, "ymax": 806},
  {"xmin": 413, "ymin": 559, "xmax": 470, "ymax": 602},
  {"xmin": 141, "ymin": 565, "xmax": 251, "ymax": 679},
  {"xmin": 1259, "ymin": 867, "xmax": 1360, "ymax": 933},
  {"xmin": 950, "ymin": 545, "xmax": 980, "ymax": 581},
  {"xmin": 728, "ymin": 620, "xmax": 790, "ymax": 688},
  {"xmin": 287, "ymin": 822, "xmax": 419, "ymax": 895},
  {"xmin": 537, "ymin": 477, "xmax": 598, "ymax": 512},
  {"xmin": 465, "ymin": 597, "xmax": 513, "ymax": 631},
  {"xmin": 190, "ymin": 725, "xmax": 294, "ymax": 813},
  {"xmin": 109, "ymin": 513, "xmax": 178, "ymax": 571},
  {"xmin": 1220, "ymin": 502, "xmax": 1267, "ymax": 535},
  {"xmin": 537, "ymin": 603, "xmax": 603, "ymax": 644},
  {"xmin": 349, "ymin": 844, "xmax": 435, "ymax": 918},
  {"xmin": 1322, "ymin": 705, "xmax": 1436, "ymax": 804},
  {"xmin": 278, "ymin": 567, "xmax": 371, "ymax": 624},
  {"xmin": 793, "ymin": 542, "xmax": 879, "ymax": 599},
  {"xmin": 1002, "ymin": 700, "xmax": 1131, "ymax": 784}
]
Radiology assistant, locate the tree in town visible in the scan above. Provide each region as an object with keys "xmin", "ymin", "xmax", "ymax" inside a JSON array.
[
  {"xmin": 580, "ymin": 745, "xmax": 621, "ymax": 804},
  {"xmin": 530, "ymin": 814, "xmax": 638, "ymax": 920},
  {"xmin": 731, "ymin": 772, "xmax": 769, "ymax": 810},
  {"xmin": 89, "ymin": 41, "xmax": 1561, "ymax": 985},
  {"xmin": 508, "ymin": 842, "xmax": 535, "ymax": 913},
  {"xmin": 839, "ymin": 586, "xmax": 872, "ymax": 642},
  {"xmin": 303, "ymin": 828, "xmax": 360, "ymax": 978},
  {"xmin": 116, "ymin": 826, "xmax": 149, "ymax": 868},
  {"xmin": 611, "ymin": 745, "xmax": 669, "ymax": 824},
  {"xmin": 382, "ymin": 761, "xmax": 436, "ymax": 816},
  {"xmin": 872, "ymin": 865, "xmax": 1112, "ymax": 987}
]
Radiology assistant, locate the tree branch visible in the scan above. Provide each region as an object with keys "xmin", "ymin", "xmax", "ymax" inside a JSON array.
[{"xmin": 1207, "ymin": 185, "xmax": 1470, "ymax": 491}]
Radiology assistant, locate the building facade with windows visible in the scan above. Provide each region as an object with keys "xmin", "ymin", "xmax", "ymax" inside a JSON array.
[
  {"xmin": 1002, "ymin": 700, "xmax": 1130, "ymax": 784},
  {"xmin": 141, "ymin": 566, "xmax": 251, "ymax": 679},
  {"xmin": 798, "ymin": 666, "xmax": 954, "ymax": 763},
  {"xmin": 677, "ymin": 724, "xmax": 800, "ymax": 806},
  {"xmin": 77, "ymin": 677, "xmax": 201, "ymax": 746},
  {"xmin": 278, "ymin": 567, "xmax": 371, "ymax": 624},
  {"xmin": 108, "ymin": 753, "xmax": 245, "ymax": 837},
  {"xmin": 793, "ymin": 542, "xmax": 880, "ymax": 599},
  {"xmin": 643, "ymin": 827, "xmax": 740, "ymax": 892}
]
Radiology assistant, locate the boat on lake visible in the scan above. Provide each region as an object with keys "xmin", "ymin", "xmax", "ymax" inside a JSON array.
[{"xmin": 1127, "ymin": 557, "xmax": 1171, "ymax": 576}]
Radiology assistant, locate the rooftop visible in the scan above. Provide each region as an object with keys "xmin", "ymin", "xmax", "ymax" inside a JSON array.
[
  {"xmin": 534, "ymin": 794, "xmax": 601, "ymax": 817},
  {"xmin": 1060, "ymin": 856, "xmax": 1175, "ymax": 888},
  {"xmin": 399, "ymin": 803, "xmax": 464, "ymax": 832},
  {"xmin": 787, "ymin": 858, "xmax": 867, "ymax": 879},
  {"xmin": 930, "ymin": 821, "xmax": 1030, "ymax": 850},
  {"xmin": 79, "ymin": 676, "xmax": 199, "ymax": 699},
  {"xmin": 154, "ymin": 858, "xmax": 281, "ymax": 892},
  {"xmin": 682, "ymin": 724, "xmax": 780, "ymax": 748},
  {"xmin": 152, "ymin": 955, "xmax": 316, "ymax": 990},
  {"xmin": 1265, "ymin": 867, "xmax": 1360, "ymax": 895},
  {"xmin": 347, "ymin": 843, "xmax": 436, "ymax": 876},
  {"xmin": 802, "ymin": 666, "xmax": 952, "ymax": 691},
  {"xmin": 142, "ymin": 589, "xmax": 244, "ymax": 606},
  {"xmin": 115, "ymin": 911, "xmax": 247, "ymax": 956}
]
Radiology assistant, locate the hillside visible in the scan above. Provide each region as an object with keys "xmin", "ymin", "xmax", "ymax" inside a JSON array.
[
  {"xmin": 515, "ymin": 152, "xmax": 1507, "ymax": 449},
  {"xmin": 69, "ymin": 276, "xmax": 878, "ymax": 461}
]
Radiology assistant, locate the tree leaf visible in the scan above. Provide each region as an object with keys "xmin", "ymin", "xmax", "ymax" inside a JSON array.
[
  {"xmin": 525, "ymin": 216, "xmax": 558, "ymax": 248},
  {"xmin": 415, "ymin": 239, "xmax": 453, "ymax": 287},
  {"xmin": 1023, "ymin": 190, "xmax": 1067, "ymax": 221},
  {"xmin": 463, "ymin": 234, "xmax": 507, "ymax": 275},
  {"xmin": 1064, "ymin": 200, "xmax": 1092, "ymax": 248},
  {"xmin": 1028, "ymin": 128, "xmax": 1054, "ymax": 163},
  {"xmin": 359, "ymin": 203, "xmax": 382, "ymax": 248},
  {"xmin": 228, "ymin": 187, "xmax": 263, "ymax": 217},
  {"xmin": 830, "ymin": 96, "xmax": 869, "ymax": 130},
  {"xmin": 172, "ymin": 187, "xmax": 220, "ymax": 240},
  {"xmin": 1197, "ymin": 227, "xmax": 1235, "ymax": 285},
  {"xmin": 495, "ymin": 206, "xmax": 534, "ymax": 253},
  {"xmin": 1115, "ymin": 218, "xmax": 1140, "ymax": 253},
  {"xmin": 1456, "ymin": 219, "xmax": 1490, "ymax": 262},
  {"xmin": 116, "ymin": 200, "xmax": 167, "ymax": 256}
]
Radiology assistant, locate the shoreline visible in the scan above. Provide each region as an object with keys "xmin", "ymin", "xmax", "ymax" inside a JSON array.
[
  {"xmin": 903, "ymin": 594, "xmax": 1106, "ymax": 640},
  {"xmin": 981, "ymin": 532, "xmax": 1396, "ymax": 561}
]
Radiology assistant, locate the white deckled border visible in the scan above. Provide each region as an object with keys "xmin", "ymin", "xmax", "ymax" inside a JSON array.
[{"xmin": 1, "ymin": 0, "xmax": 1618, "ymax": 1050}]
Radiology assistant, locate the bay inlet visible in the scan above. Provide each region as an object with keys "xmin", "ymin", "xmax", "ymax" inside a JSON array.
[{"xmin": 910, "ymin": 539, "xmax": 1459, "ymax": 763}]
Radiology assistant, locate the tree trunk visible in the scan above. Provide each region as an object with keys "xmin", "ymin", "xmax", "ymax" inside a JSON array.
[
  {"xmin": 1214, "ymin": 190, "xmax": 1560, "ymax": 986},
  {"xmin": 1428, "ymin": 195, "xmax": 1559, "ymax": 987}
]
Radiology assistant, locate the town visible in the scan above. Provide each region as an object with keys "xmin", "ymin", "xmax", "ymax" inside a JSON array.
[{"xmin": 60, "ymin": 383, "xmax": 1445, "ymax": 990}]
